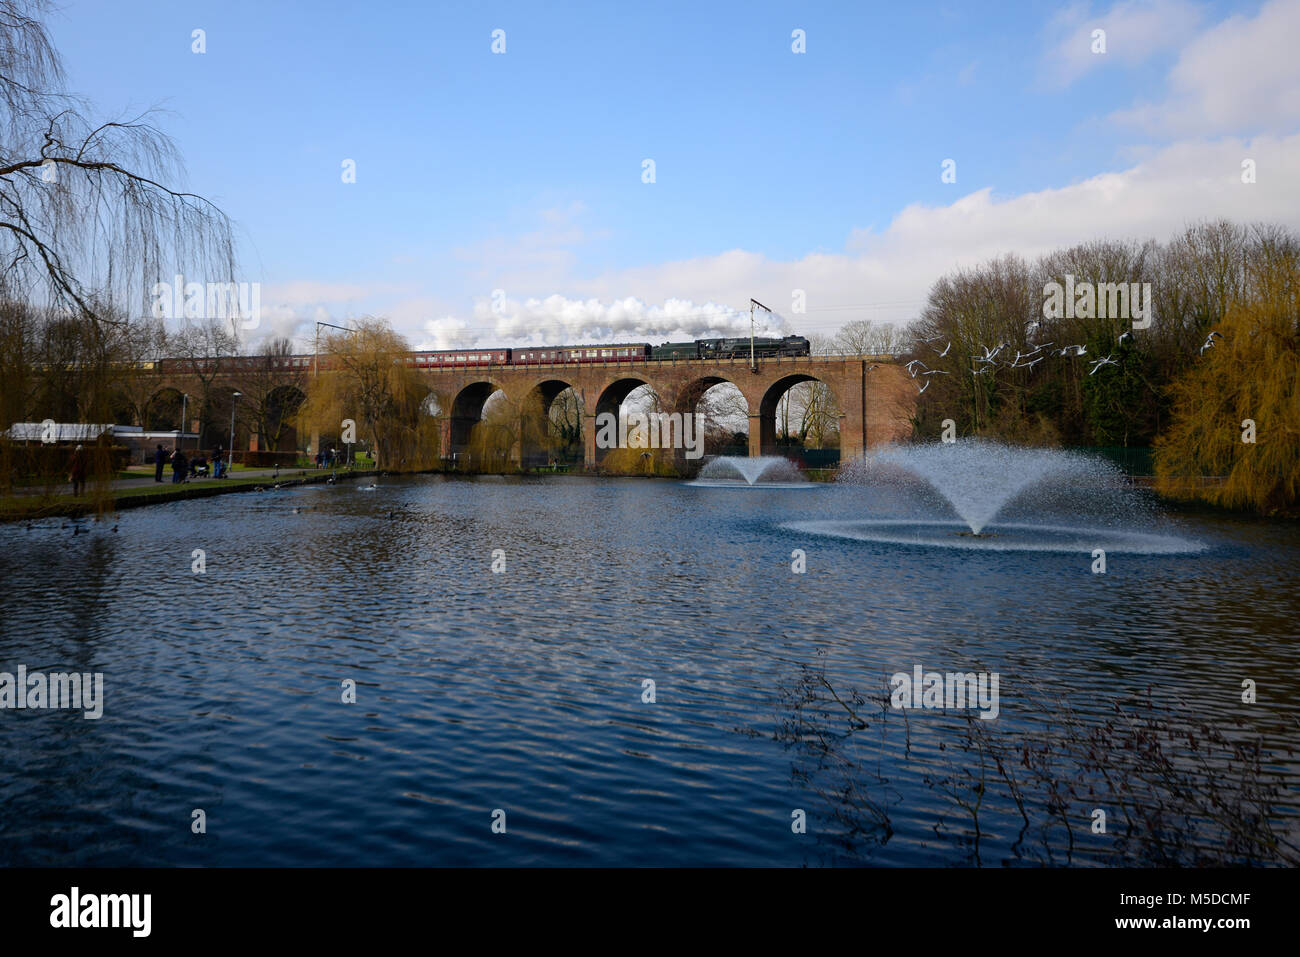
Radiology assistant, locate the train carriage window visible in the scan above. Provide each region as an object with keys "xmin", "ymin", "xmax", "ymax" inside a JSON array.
[{"xmin": 586, "ymin": 349, "xmax": 597, "ymax": 357}]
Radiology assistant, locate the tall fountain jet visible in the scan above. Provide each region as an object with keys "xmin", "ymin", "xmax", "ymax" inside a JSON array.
[{"xmin": 786, "ymin": 440, "xmax": 1205, "ymax": 554}]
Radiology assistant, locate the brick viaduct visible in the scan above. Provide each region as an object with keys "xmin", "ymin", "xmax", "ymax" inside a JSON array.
[{"xmin": 148, "ymin": 354, "xmax": 916, "ymax": 468}]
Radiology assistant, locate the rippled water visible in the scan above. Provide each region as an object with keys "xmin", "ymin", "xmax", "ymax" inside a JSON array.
[{"xmin": 0, "ymin": 475, "xmax": 1297, "ymax": 866}]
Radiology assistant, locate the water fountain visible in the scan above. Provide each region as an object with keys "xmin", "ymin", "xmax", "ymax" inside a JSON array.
[
  {"xmin": 784, "ymin": 440, "xmax": 1205, "ymax": 554},
  {"xmin": 689, "ymin": 455, "xmax": 815, "ymax": 489}
]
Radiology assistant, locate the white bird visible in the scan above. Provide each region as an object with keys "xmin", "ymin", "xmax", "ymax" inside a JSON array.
[
  {"xmin": 1118, "ymin": 331, "xmax": 1133, "ymax": 345},
  {"xmin": 934, "ymin": 341, "xmax": 951, "ymax": 357},
  {"xmin": 1088, "ymin": 355, "xmax": 1118, "ymax": 375},
  {"xmin": 917, "ymin": 380, "xmax": 930, "ymax": 394},
  {"xmin": 921, "ymin": 369, "xmax": 950, "ymax": 376},
  {"xmin": 972, "ymin": 365, "xmax": 992, "ymax": 375},
  {"xmin": 905, "ymin": 359, "xmax": 929, "ymax": 376}
]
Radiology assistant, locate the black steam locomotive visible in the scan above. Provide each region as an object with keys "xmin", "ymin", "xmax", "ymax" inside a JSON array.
[{"xmin": 649, "ymin": 335, "xmax": 810, "ymax": 360}]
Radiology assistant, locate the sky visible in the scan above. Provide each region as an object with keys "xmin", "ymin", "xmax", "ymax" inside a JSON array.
[{"xmin": 49, "ymin": 0, "xmax": 1300, "ymax": 350}]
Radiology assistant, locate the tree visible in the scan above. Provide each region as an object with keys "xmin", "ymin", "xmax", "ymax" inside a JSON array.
[
  {"xmin": 834, "ymin": 319, "xmax": 908, "ymax": 356},
  {"xmin": 172, "ymin": 316, "xmax": 238, "ymax": 444},
  {"xmin": 1153, "ymin": 247, "xmax": 1299, "ymax": 512},
  {"xmin": 235, "ymin": 337, "xmax": 306, "ymax": 453},
  {"xmin": 0, "ymin": 0, "xmax": 237, "ymax": 326},
  {"xmin": 297, "ymin": 318, "xmax": 440, "ymax": 470}
]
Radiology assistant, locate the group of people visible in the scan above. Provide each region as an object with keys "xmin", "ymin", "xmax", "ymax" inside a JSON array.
[
  {"xmin": 314, "ymin": 445, "xmax": 340, "ymax": 469},
  {"xmin": 153, "ymin": 443, "xmax": 230, "ymax": 484}
]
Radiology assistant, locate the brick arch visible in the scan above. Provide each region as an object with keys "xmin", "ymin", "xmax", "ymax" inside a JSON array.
[
  {"xmin": 447, "ymin": 379, "xmax": 509, "ymax": 456},
  {"xmin": 756, "ymin": 373, "xmax": 839, "ymax": 456},
  {"xmin": 518, "ymin": 376, "xmax": 583, "ymax": 467}
]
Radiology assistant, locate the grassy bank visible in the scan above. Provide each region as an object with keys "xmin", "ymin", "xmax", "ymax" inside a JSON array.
[{"xmin": 0, "ymin": 469, "xmax": 380, "ymax": 522}]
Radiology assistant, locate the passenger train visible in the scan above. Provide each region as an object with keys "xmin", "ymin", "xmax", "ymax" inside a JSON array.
[{"xmin": 152, "ymin": 335, "xmax": 811, "ymax": 373}]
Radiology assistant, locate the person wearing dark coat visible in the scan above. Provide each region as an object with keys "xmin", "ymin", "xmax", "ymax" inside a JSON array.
[
  {"xmin": 171, "ymin": 448, "xmax": 188, "ymax": 484},
  {"xmin": 154, "ymin": 444, "xmax": 166, "ymax": 482},
  {"xmin": 68, "ymin": 444, "xmax": 87, "ymax": 497}
]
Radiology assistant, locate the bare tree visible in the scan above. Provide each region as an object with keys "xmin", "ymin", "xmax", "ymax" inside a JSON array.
[
  {"xmin": 833, "ymin": 319, "xmax": 908, "ymax": 356},
  {"xmin": 235, "ymin": 337, "xmax": 306, "ymax": 452},
  {"xmin": 0, "ymin": 0, "xmax": 237, "ymax": 325}
]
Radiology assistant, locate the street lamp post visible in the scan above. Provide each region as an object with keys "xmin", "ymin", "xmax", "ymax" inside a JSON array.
[
  {"xmin": 229, "ymin": 392, "xmax": 241, "ymax": 476},
  {"xmin": 313, "ymin": 320, "xmax": 357, "ymax": 463}
]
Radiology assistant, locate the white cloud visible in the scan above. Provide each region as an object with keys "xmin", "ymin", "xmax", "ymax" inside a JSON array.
[
  {"xmin": 261, "ymin": 134, "xmax": 1300, "ymax": 351},
  {"xmin": 1111, "ymin": 0, "xmax": 1300, "ymax": 136},
  {"xmin": 550, "ymin": 134, "xmax": 1300, "ymax": 337},
  {"xmin": 1041, "ymin": 0, "xmax": 1204, "ymax": 87}
]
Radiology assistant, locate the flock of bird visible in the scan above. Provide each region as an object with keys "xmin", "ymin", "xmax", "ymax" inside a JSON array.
[{"xmin": 906, "ymin": 325, "xmax": 1223, "ymax": 395}]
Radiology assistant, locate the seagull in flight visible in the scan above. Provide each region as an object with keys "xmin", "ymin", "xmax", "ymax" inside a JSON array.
[
  {"xmin": 1200, "ymin": 330, "xmax": 1223, "ymax": 354},
  {"xmin": 1118, "ymin": 331, "xmax": 1133, "ymax": 345},
  {"xmin": 934, "ymin": 341, "xmax": 951, "ymax": 357},
  {"xmin": 905, "ymin": 359, "xmax": 930, "ymax": 376},
  {"xmin": 1088, "ymin": 355, "xmax": 1118, "ymax": 375},
  {"xmin": 917, "ymin": 379, "xmax": 930, "ymax": 394},
  {"xmin": 1058, "ymin": 344, "xmax": 1086, "ymax": 357}
]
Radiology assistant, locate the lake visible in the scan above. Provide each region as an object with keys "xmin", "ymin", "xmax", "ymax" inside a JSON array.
[{"xmin": 1, "ymin": 474, "xmax": 1297, "ymax": 866}]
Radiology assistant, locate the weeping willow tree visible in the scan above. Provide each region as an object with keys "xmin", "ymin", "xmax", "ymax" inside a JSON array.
[
  {"xmin": 297, "ymin": 318, "xmax": 440, "ymax": 471},
  {"xmin": 0, "ymin": 0, "xmax": 237, "ymax": 513},
  {"xmin": 1153, "ymin": 253, "xmax": 1300, "ymax": 512},
  {"xmin": 462, "ymin": 390, "xmax": 521, "ymax": 472}
]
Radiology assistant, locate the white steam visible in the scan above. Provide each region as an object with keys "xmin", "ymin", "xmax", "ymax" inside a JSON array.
[{"xmin": 418, "ymin": 294, "xmax": 788, "ymax": 350}]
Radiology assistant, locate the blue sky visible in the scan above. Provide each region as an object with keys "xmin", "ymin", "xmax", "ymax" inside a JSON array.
[{"xmin": 50, "ymin": 0, "xmax": 1300, "ymax": 347}]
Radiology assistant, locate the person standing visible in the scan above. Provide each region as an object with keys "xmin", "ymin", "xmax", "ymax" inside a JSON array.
[
  {"xmin": 153, "ymin": 444, "xmax": 166, "ymax": 482},
  {"xmin": 171, "ymin": 447, "xmax": 187, "ymax": 484},
  {"xmin": 68, "ymin": 444, "xmax": 87, "ymax": 497}
]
